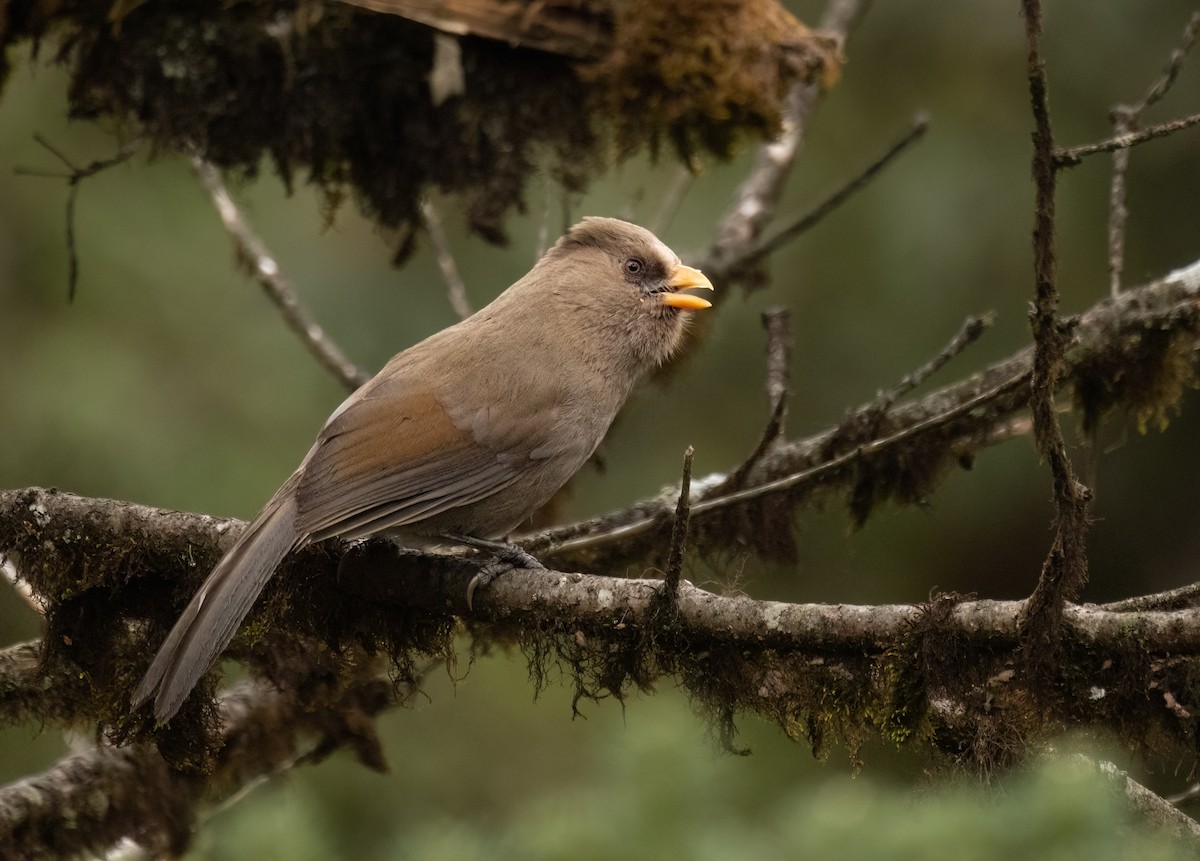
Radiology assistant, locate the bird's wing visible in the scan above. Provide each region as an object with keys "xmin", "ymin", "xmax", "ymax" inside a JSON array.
[{"xmin": 293, "ymin": 385, "xmax": 527, "ymax": 542}]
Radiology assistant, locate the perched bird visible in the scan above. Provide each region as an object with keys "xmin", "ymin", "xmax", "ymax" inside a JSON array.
[{"xmin": 132, "ymin": 216, "xmax": 714, "ymax": 722}]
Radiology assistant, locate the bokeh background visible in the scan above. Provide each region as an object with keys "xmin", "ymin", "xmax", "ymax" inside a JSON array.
[{"xmin": 3, "ymin": 2, "xmax": 1200, "ymax": 857}]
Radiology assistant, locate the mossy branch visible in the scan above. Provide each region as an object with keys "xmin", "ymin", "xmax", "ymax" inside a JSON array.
[{"xmin": 7, "ymin": 485, "xmax": 1200, "ymax": 851}]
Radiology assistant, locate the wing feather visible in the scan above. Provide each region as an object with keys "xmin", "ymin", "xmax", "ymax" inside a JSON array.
[{"xmin": 294, "ymin": 387, "xmax": 522, "ymax": 540}]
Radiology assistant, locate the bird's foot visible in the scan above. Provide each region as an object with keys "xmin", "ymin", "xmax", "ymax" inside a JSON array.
[{"xmin": 441, "ymin": 534, "xmax": 545, "ymax": 610}]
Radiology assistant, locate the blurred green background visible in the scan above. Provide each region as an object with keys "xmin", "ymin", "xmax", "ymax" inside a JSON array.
[{"xmin": 3, "ymin": 2, "xmax": 1200, "ymax": 857}]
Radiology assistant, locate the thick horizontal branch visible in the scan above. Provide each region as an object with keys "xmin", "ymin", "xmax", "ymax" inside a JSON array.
[
  {"xmin": 5, "ymin": 488, "xmax": 1200, "ymax": 686},
  {"xmin": 6, "ymin": 486, "xmax": 1200, "ymax": 847}
]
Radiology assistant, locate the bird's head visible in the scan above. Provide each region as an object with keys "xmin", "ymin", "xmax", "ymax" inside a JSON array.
[{"xmin": 529, "ymin": 217, "xmax": 714, "ymax": 369}]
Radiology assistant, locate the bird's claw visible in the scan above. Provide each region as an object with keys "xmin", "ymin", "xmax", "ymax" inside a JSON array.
[{"xmin": 445, "ymin": 534, "xmax": 545, "ymax": 610}]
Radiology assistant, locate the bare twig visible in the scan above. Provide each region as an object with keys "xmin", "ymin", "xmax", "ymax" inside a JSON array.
[
  {"xmin": 14, "ymin": 136, "xmax": 139, "ymax": 302},
  {"xmin": 876, "ymin": 312, "xmax": 993, "ymax": 409},
  {"xmin": 1167, "ymin": 782, "xmax": 1200, "ymax": 808},
  {"xmin": 726, "ymin": 309, "xmax": 792, "ymax": 490},
  {"xmin": 650, "ymin": 166, "xmax": 696, "ymax": 237},
  {"xmin": 1138, "ymin": 11, "xmax": 1200, "ymax": 110},
  {"xmin": 1019, "ymin": 0, "xmax": 1092, "ymax": 643},
  {"xmin": 1107, "ymin": 11, "xmax": 1200, "ymax": 295},
  {"xmin": 1102, "ymin": 580, "xmax": 1200, "ymax": 613},
  {"xmin": 689, "ymin": 376, "xmax": 1025, "ymax": 518},
  {"xmin": 420, "ymin": 199, "xmax": 473, "ymax": 320},
  {"xmin": 1107, "ymin": 122, "xmax": 1133, "ymax": 297},
  {"xmin": 1054, "ymin": 112, "xmax": 1200, "ymax": 167},
  {"xmin": 741, "ymin": 113, "xmax": 929, "ymax": 272},
  {"xmin": 190, "ymin": 155, "xmax": 370, "ymax": 392},
  {"xmin": 663, "ymin": 446, "xmax": 695, "ymax": 597}
]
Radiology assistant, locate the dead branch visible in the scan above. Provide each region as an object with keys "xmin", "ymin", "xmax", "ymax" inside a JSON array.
[
  {"xmin": 734, "ymin": 112, "xmax": 929, "ymax": 276},
  {"xmin": 191, "ymin": 156, "xmax": 371, "ymax": 392},
  {"xmin": 420, "ymin": 199, "xmax": 473, "ymax": 320},
  {"xmin": 874, "ymin": 312, "xmax": 993, "ymax": 410},
  {"xmin": 725, "ymin": 309, "xmax": 792, "ymax": 491},
  {"xmin": 1107, "ymin": 10, "xmax": 1200, "ymax": 295},
  {"xmin": 1054, "ymin": 113, "xmax": 1200, "ymax": 167},
  {"xmin": 663, "ymin": 446, "xmax": 695, "ymax": 597}
]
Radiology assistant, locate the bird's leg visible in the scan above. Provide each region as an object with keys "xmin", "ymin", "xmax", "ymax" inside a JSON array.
[{"xmin": 441, "ymin": 534, "xmax": 545, "ymax": 610}]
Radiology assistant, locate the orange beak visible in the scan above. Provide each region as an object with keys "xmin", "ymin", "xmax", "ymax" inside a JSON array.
[{"xmin": 661, "ymin": 264, "xmax": 715, "ymax": 310}]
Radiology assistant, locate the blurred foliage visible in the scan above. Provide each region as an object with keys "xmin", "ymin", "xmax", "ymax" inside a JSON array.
[
  {"xmin": 3, "ymin": 0, "xmax": 1200, "ymax": 856},
  {"xmin": 196, "ymin": 723, "xmax": 1195, "ymax": 861}
]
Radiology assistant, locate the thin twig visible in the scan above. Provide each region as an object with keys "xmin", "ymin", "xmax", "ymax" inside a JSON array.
[
  {"xmin": 690, "ymin": 375, "xmax": 1025, "ymax": 518},
  {"xmin": 1167, "ymin": 782, "xmax": 1200, "ymax": 807},
  {"xmin": 1054, "ymin": 112, "xmax": 1200, "ymax": 167},
  {"xmin": 663, "ymin": 446, "xmax": 695, "ymax": 597},
  {"xmin": 1107, "ymin": 119, "xmax": 1133, "ymax": 297},
  {"xmin": 726, "ymin": 309, "xmax": 792, "ymax": 490},
  {"xmin": 420, "ymin": 199, "xmax": 473, "ymax": 320},
  {"xmin": 762, "ymin": 308, "xmax": 792, "ymax": 434},
  {"xmin": 1106, "ymin": 11, "xmax": 1200, "ymax": 295},
  {"xmin": 650, "ymin": 166, "xmax": 696, "ymax": 237},
  {"xmin": 14, "ymin": 136, "xmax": 140, "ymax": 302},
  {"xmin": 1140, "ymin": 11, "xmax": 1200, "ymax": 110},
  {"xmin": 729, "ymin": 311, "xmax": 990, "ymax": 504},
  {"xmin": 743, "ymin": 113, "xmax": 929, "ymax": 271},
  {"xmin": 1102, "ymin": 580, "xmax": 1200, "ymax": 613},
  {"xmin": 190, "ymin": 155, "xmax": 370, "ymax": 392},
  {"xmin": 876, "ymin": 312, "xmax": 994, "ymax": 409}
]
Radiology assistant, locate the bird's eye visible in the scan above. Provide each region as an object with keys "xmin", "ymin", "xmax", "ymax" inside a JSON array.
[{"xmin": 624, "ymin": 258, "xmax": 644, "ymax": 276}]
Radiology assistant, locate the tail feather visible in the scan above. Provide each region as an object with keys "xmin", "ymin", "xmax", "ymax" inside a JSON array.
[{"xmin": 133, "ymin": 489, "xmax": 301, "ymax": 722}]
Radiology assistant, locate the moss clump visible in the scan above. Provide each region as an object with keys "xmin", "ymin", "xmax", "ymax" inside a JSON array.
[{"xmin": 2, "ymin": 0, "xmax": 839, "ymax": 257}]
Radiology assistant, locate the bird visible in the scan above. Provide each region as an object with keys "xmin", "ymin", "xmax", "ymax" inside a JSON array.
[{"xmin": 132, "ymin": 216, "xmax": 714, "ymax": 722}]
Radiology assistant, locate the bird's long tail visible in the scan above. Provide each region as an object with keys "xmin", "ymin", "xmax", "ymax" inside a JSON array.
[{"xmin": 132, "ymin": 484, "xmax": 301, "ymax": 722}]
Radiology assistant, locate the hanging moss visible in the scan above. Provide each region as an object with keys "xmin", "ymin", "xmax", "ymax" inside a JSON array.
[{"xmin": 1, "ymin": 0, "xmax": 839, "ymax": 257}]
